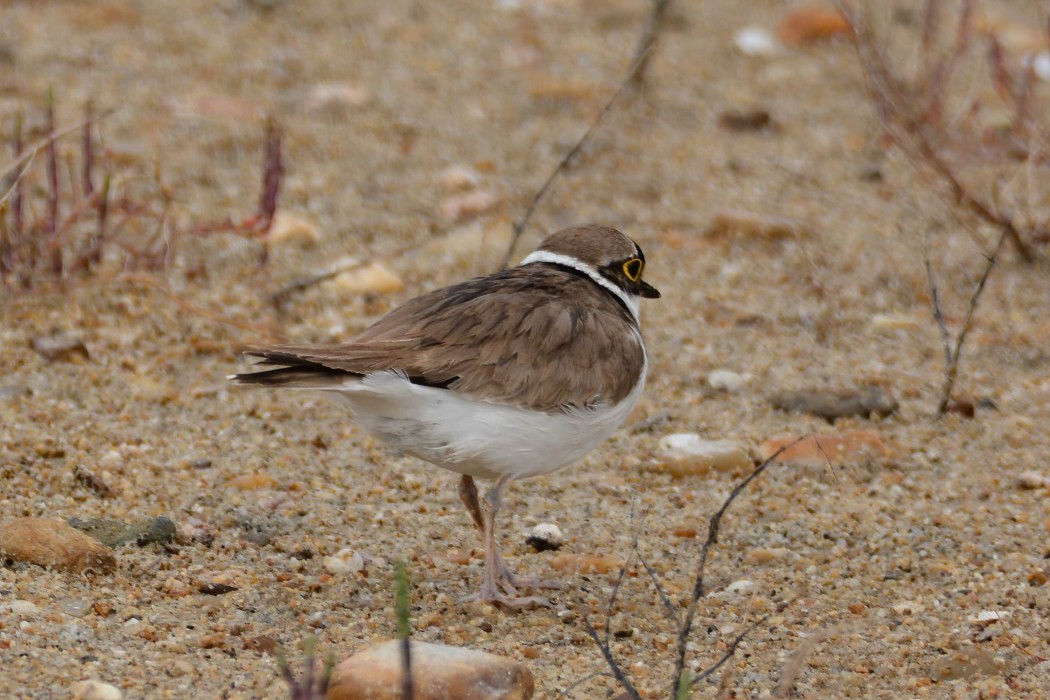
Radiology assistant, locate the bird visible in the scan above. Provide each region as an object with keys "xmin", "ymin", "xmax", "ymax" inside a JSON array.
[{"xmin": 229, "ymin": 225, "xmax": 660, "ymax": 607}]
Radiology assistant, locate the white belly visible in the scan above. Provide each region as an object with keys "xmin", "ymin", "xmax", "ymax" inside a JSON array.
[{"xmin": 326, "ymin": 368, "xmax": 645, "ymax": 481}]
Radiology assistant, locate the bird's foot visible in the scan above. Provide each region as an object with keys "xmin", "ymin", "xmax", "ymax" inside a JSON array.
[
  {"xmin": 497, "ymin": 569, "xmax": 564, "ymax": 592},
  {"xmin": 459, "ymin": 586, "xmax": 551, "ymax": 610}
]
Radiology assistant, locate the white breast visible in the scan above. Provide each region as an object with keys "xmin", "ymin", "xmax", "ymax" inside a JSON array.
[{"xmin": 326, "ymin": 358, "xmax": 647, "ymax": 481}]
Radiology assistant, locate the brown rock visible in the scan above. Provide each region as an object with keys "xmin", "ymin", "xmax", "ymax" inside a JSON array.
[
  {"xmin": 776, "ymin": 6, "xmax": 851, "ymax": 45},
  {"xmin": 31, "ymin": 333, "xmax": 89, "ymax": 362},
  {"xmin": 228, "ymin": 473, "xmax": 280, "ymax": 491},
  {"xmin": 0, "ymin": 518, "xmax": 116, "ymax": 574},
  {"xmin": 327, "ymin": 639, "xmax": 533, "ymax": 700},
  {"xmin": 770, "ymin": 387, "xmax": 898, "ymax": 421},
  {"xmin": 549, "ymin": 554, "xmax": 622, "ymax": 574},
  {"xmin": 759, "ymin": 430, "xmax": 887, "ymax": 468},
  {"xmin": 704, "ymin": 210, "xmax": 811, "ymax": 241}
]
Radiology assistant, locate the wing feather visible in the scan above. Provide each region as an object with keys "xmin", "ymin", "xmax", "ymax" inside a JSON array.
[{"xmin": 241, "ymin": 266, "xmax": 645, "ymax": 412}]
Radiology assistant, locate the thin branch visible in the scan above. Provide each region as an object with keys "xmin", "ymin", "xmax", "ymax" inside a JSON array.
[
  {"xmin": 580, "ymin": 616, "xmax": 643, "ymax": 700},
  {"xmin": 627, "ymin": 0, "xmax": 672, "ymax": 93},
  {"xmin": 691, "ymin": 616, "xmax": 768, "ymax": 687},
  {"xmin": 672, "ymin": 440, "xmax": 801, "ymax": 697},
  {"xmin": 603, "ymin": 504, "xmax": 646, "ymax": 649},
  {"xmin": 499, "ymin": 45, "xmax": 653, "ymax": 270},
  {"xmin": 636, "ymin": 549, "xmax": 681, "ymax": 633},
  {"xmin": 557, "ymin": 671, "xmax": 615, "ymax": 698},
  {"xmin": 82, "ymin": 102, "xmax": 95, "ymax": 197},
  {"xmin": 923, "ymin": 254, "xmax": 953, "ymax": 369},
  {"xmin": 0, "ymin": 108, "xmax": 117, "ymax": 183},
  {"xmin": 10, "ymin": 112, "xmax": 25, "ymax": 244},
  {"xmin": 936, "ymin": 226, "xmax": 1009, "ymax": 415}
]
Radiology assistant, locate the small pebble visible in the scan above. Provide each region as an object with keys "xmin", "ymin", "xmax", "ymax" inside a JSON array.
[
  {"xmin": 524, "ymin": 523, "xmax": 564, "ymax": 552},
  {"xmin": 437, "ymin": 190, "xmax": 497, "ymax": 224},
  {"xmin": 302, "ymin": 82, "xmax": 369, "ymax": 111},
  {"xmin": 98, "ymin": 450, "xmax": 124, "ymax": 469},
  {"xmin": 776, "ymin": 7, "xmax": 851, "ymax": 45},
  {"xmin": 969, "ymin": 610, "xmax": 1010, "ymax": 625},
  {"xmin": 331, "ymin": 262, "xmax": 405, "ymax": 294},
  {"xmin": 31, "ymin": 333, "xmax": 89, "ymax": 362},
  {"xmin": 550, "ymin": 553, "xmax": 621, "ymax": 574},
  {"xmin": 708, "ymin": 369, "xmax": 750, "ymax": 393},
  {"xmin": 725, "ymin": 579, "xmax": 755, "ymax": 595},
  {"xmin": 705, "ymin": 210, "xmax": 811, "ymax": 240},
  {"xmin": 656, "ymin": 434, "xmax": 751, "ymax": 477},
  {"xmin": 70, "ymin": 680, "xmax": 123, "ymax": 700},
  {"xmin": 438, "ymin": 165, "xmax": 480, "ymax": 191},
  {"xmin": 266, "ymin": 211, "xmax": 321, "ymax": 246},
  {"xmin": 869, "ymin": 313, "xmax": 920, "ymax": 330},
  {"xmin": 1017, "ymin": 471, "xmax": 1049, "ymax": 489},
  {"xmin": 734, "ymin": 27, "xmax": 780, "ymax": 56},
  {"xmin": 323, "ymin": 548, "xmax": 364, "ymax": 575},
  {"xmin": 1034, "ymin": 51, "xmax": 1050, "ymax": 82},
  {"xmin": 9, "ymin": 600, "xmax": 39, "ymax": 615},
  {"xmin": 228, "ymin": 473, "xmax": 280, "ymax": 491},
  {"xmin": 744, "ymin": 547, "xmax": 790, "ymax": 565}
]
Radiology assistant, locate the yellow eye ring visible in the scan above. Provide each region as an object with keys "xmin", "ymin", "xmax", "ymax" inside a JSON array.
[{"xmin": 623, "ymin": 258, "xmax": 643, "ymax": 282}]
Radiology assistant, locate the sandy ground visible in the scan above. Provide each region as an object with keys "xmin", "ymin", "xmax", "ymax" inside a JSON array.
[{"xmin": 2, "ymin": 0, "xmax": 1049, "ymax": 698}]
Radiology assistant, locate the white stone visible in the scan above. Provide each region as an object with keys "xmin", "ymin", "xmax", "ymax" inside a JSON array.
[
  {"xmin": 734, "ymin": 27, "xmax": 780, "ymax": 56},
  {"xmin": 9, "ymin": 600, "xmax": 38, "ymax": 615},
  {"xmin": 725, "ymin": 579, "xmax": 756, "ymax": 595},
  {"xmin": 657, "ymin": 434, "xmax": 751, "ymax": 476},
  {"xmin": 708, "ymin": 369, "xmax": 750, "ymax": 393},
  {"xmin": 70, "ymin": 681, "xmax": 123, "ymax": 700},
  {"xmin": 1017, "ymin": 471, "xmax": 1049, "ymax": 489},
  {"xmin": 98, "ymin": 450, "xmax": 123, "ymax": 469},
  {"xmin": 969, "ymin": 610, "xmax": 1010, "ymax": 625},
  {"xmin": 1033, "ymin": 51, "xmax": 1050, "ymax": 82},
  {"xmin": 323, "ymin": 548, "xmax": 364, "ymax": 576},
  {"xmin": 525, "ymin": 523, "xmax": 564, "ymax": 550}
]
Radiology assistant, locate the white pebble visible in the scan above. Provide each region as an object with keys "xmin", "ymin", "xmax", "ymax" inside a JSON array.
[
  {"xmin": 1017, "ymin": 470, "xmax": 1049, "ymax": 489},
  {"xmin": 1032, "ymin": 51, "xmax": 1050, "ymax": 82},
  {"xmin": 657, "ymin": 434, "xmax": 751, "ymax": 475},
  {"xmin": 969, "ymin": 610, "xmax": 1010, "ymax": 625},
  {"xmin": 70, "ymin": 681, "xmax": 123, "ymax": 700},
  {"xmin": 525, "ymin": 523, "xmax": 565, "ymax": 549},
  {"xmin": 725, "ymin": 579, "xmax": 756, "ymax": 595},
  {"xmin": 708, "ymin": 369, "xmax": 750, "ymax": 393},
  {"xmin": 323, "ymin": 548, "xmax": 364, "ymax": 575},
  {"xmin": 9, "ymin": 600, "xmax": 38, "ymax": 615},
  {"xmin": 734, "ymin": 27, "xmax": 780, "ymax": 56},
  {"xmin": 98, "ymin": 450, "xmax": 123, "ymax": 469}
]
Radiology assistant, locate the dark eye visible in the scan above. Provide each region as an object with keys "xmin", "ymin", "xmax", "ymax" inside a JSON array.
[{"xmin": 622, "ymin": 258, "xmax": 643, "ymax": 281}]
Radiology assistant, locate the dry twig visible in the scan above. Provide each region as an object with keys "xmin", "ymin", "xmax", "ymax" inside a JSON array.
[
  {"xmin": 628, "ymin": 0, "xmax": 673, "ymax": 93},
  {"xmin": 499, "ymin": 43, "xmax": 654, "ymax": 269},
  {"xmin": 924, "ymin": 226, "xmax": 1010, "ymax": 415},
  {"xmin": 580, "ymin": 440, "xmax": 801, "ymax": 698},
  {"xmin": 838, "ymin": 0, "xmax": 1049, "ymax": 261}
]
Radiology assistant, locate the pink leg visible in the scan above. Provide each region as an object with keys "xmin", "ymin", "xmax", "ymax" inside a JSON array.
[{"xmin": 457, "ymin": 475, "xmax": 551, "ymax": 609}]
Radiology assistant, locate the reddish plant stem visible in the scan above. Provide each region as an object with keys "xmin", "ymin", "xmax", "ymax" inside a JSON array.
[
  {"xmin": 257, "ymin": 117, "xmax": 282, "ymax": 233},
  {"xmin": 12, "ymin": 112, "xmax": 24, "ymax": 248},
  {"xmin": 94, "ymin": 174, "xmax": 109, "ymax": 267},
  {"xmin": 82, "ymin": 102, "xmax": 94, "ymax": 197},
  {"xmin": 45, "ymin": 90, "xmax": 62, "ymax": 274}
]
